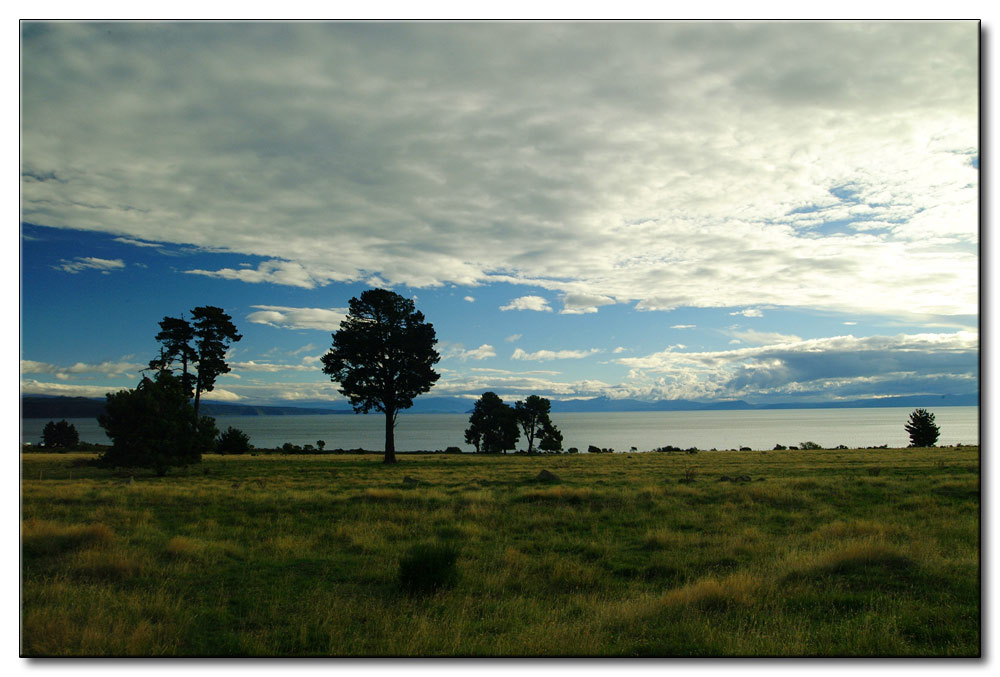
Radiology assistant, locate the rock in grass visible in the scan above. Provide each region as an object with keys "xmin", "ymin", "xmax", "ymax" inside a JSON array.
[
  {"xmin": 535, "ymin": 469, "xmax": 561, "ymax": 483},
  {"xmin": 718, "ymin": 475, "xmax": 732, "ymax": 482}
]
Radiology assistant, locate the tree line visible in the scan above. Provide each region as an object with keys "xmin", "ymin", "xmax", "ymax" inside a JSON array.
[{"xmin": 76, "ymin": 289, "xmax": 944, "ymax": 473}]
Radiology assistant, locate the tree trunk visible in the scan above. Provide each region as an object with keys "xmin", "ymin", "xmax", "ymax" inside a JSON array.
[{"xmin": 383, "ymin": 408, "xmax": 397, "ymax": 464}]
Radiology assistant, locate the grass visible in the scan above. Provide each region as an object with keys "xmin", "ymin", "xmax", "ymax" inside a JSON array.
[{"xmin": 20, "ymin": 446, "xmax": 980, "ymax": 656}]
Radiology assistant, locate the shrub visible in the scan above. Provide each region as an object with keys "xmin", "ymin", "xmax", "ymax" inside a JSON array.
[
  {"xmin": 217, "ymin": 426, "xmax": 251, "ymax": 454},
  {"xmin": 567, "ymin": 447, "xmax": 579, "ymax": 454},
  {"xmin": 773, "ymin": 443, "xmax": 787, "ymax": 450},
  {"xmin": 444, "ymin": 446, "xmax": 462, "ymax": 454},
  {"xmin": 800, "ymin": 441, "xmax": 822, "ymax": 450},
  {"xmin": 397, "ymin": 543, "xmax": 459, "ymax": 594},
  {"xmin": 587, "ymin": 445, "xmax": 602, "ymax": 454}
]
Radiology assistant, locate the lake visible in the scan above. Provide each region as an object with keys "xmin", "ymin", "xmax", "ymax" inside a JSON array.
[{"xmin": 20, "ymin": 406, "xmax": 979, "ymax": 452}]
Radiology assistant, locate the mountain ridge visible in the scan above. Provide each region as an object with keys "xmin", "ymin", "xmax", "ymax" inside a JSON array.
[{"xmin": 20, "ymin": 393, "xmax": 978, "ymax": 419}]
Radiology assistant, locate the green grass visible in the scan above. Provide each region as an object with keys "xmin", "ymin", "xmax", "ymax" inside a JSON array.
[{"xmin": 20, "ymin": 447, "xmax": 980, "ymax": 656}]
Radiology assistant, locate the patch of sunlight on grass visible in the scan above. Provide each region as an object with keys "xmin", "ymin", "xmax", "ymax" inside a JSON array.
[
  {"xmin": 656, "ymin": 572, "xmax": 762, "ymax": 611},
  {"xmin": 165, "ymin": 535, "xmax": 245, "ymax": 562}
]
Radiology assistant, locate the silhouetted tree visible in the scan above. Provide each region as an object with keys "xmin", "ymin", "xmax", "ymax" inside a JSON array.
[
  {"xmin": 98, "ymin": 372, "xmax": 216, "ymax": 475},
  {"xmin": 465, "ymin": 392, "xmax": 519, "ymax": 454},
  {"xmin": 191, "ymin": 306, "xmax": 242, "ymax": 421},
  {"xmin": 514, "ymin": 395, "xmax": 561, "ymax": 453},
  {"xmin": 41, "ymin": 419, "xmax": 79, "ymax": 449},
  {"xmin": 148, "ymin": 306, "xmax": 241, "ymax": 423},
  {"xmin": 321, "ymin": 289, "xmax": 441, "ymax": 464},
  {"xmin": 149, "ymin": 315, "xmax": 197, "ymax": 397},
  {"xmin": 905, "ymin": 408, "xmax": 940, "ymax": 447},
  {"xmin": 538, "ymin": 420, "xmax": 564, "ymax": 452}
]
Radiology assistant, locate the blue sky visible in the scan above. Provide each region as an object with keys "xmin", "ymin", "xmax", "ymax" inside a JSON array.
[{"xmin": 18, "ymin": 22, "xmax": 979, "ymax": 407}]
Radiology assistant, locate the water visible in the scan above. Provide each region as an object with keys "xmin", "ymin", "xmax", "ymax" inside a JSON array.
[{"xmin": 20, "ymin": 406, "xmax": 979, "ymax": 452}]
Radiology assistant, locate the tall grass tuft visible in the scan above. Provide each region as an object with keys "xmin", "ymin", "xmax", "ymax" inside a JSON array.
[
  {"xmin": 22, "ymin": 519, "xmax": 114, "ymax": 558},
  {"xmin": 398, "ymin": 543, "xmax": 460, "ymax": 594}
]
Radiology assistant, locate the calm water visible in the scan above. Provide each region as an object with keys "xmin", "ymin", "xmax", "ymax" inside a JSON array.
[{"xmin": 20, "ymin": 406, "xmax": 979, "ymax": 452}]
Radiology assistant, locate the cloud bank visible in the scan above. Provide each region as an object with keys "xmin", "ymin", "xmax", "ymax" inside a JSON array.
[{"xmin": 20, "ymin": 22, "xmax": 978, "ymax": 321}]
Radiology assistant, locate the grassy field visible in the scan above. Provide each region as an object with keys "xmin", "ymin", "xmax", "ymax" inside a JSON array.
[{"xmin": 20, "ymin": 447, "xmax": 980, "ymax": 656}]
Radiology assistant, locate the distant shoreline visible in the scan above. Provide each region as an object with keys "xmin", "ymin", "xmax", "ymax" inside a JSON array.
[{"xmin": 19, "ymin": 394, "xmax": 979, "ymax": 419}]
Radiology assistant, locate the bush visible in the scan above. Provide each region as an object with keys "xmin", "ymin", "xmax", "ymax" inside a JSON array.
[
  {"xmin": 773, "ymin": 443, "xmax": 787, "ymax": 450},
  {"xmin": 217, "ymin": 426, "xmax": 251, "ymax": 454},
  {"xmin": 444, "ymin": 446, "xmax": 462, "ymax": 454},
  {"xmin": 42, "ymin": 420, "xmax": 79, "ymax": 449},
  {"xmin": 397, "ymin": 543, "xmax": 459, "ymax": 594},
  {"xmin": 587, "ymin": 445, "xmax": 601, "ymax": 454},
  {"xmin": 567, "ymin": 447, "xmax": 579, "ymax": 454},
  {"xmin": 800, "ymin": 441, "xmax": 822, "ymax": 450}
]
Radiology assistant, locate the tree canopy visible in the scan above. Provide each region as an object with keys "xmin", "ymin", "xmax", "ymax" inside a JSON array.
[
  {"xmin": 465, "ymin": 392, "xmax": 519, "ymax": 454},
  {"xmin": 149, "ymin": 306, "xmax": 242, "ymax": 421},
  {"xmin": 321, "ymin": 289, "xmax": 440, "ymax": 463},
  {"xmin": 514, "ymin": 395, "xmax": 562, "ymax": 453},
  {"xmin": 41, "ymin": 419, "xmax": 79, "ymax": 449}
]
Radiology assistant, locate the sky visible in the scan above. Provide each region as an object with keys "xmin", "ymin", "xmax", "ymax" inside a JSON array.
[{"xmin": 17, "ymin": 21, "xmax": 980, "ymax": 408}]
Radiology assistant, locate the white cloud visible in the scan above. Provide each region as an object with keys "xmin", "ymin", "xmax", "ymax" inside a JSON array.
[
  {"xmin": 200, "ymin": 388, "xmax": 242, "ymax": 402},
  {"xmin": 511, "ymin": 347, "xmax": 601, "ymax": 361},
  {"xmin": 500, "ymin": 295, "xmax": 552, "ymax": 312},
  {"xmin": 445, "ymin": 344, "xmax": 497, "ymax": 361},
  {"xmin": 113, "ymin": 237, "xmax": 162, "ymax": 248},
  {"xmin": 612, "ymin": 346, "xmax": 628, "ymax": 354},
  {"xmin": 731, "ymin": 329, "xmax": 801, "ymax": 345},
  {"xmin": 616, "ymin": 331, "xmax": 978, "ymax": 401},
  {"xmin": 230, "ymin": 360, "xmax": 315, "ymax": 373},
  {"xmin": 670, "ymin": 324, "xmax": 695, "ymax": 329},
  {"xmin": 559, "ymin": 293, "xmax": 616, "ymax": 315},
  {"xmin": 21, "ymin": 358, "xmax": 144, "ymax": 379},
  {"xmin": 730, "ymin": 309, "xmax": 764, "ymax": 318},
  {"xmin": 246, "ymin": 305, "xmax": 347, "ymax": 331},
  {"xmin": 505, "ymin": 334, "xmax": 522, "ymax": 343},
  {"xmin": 20, "ymin": 23, "xmax": 978, "ymax": 319},
  {"xmin": 187, "ymin": 260, "xmax": 319, "ymax": 289},
  {"xmin": 463, "ymin": 296, "xmax": 475, "ymax": 303},
  {"xmin": 54, "ymin": 257, "xmax": 125, "ymax": 274}
]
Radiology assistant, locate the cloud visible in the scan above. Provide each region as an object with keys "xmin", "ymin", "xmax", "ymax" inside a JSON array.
[
  {"xmin": 463, "ymin": 296, "xmax": 475, "ymax": 303},
  {"xmin": 731, "ymin": 329, "xmax": 801, "ymax": 345},
  {"xmin": 670, "ymin": 324, "xmax": 695, "ymax": 329},
  {"xmin": 616, "ymin": 331, "xmax": 978, "ymax": 401},
  {"xmin": 730, "ymin": 309, "xmax": 764, "ymax": 318},
  {"xmin": 612, "ymin": 346, "xmax": 628, "ymax": 354},
  {"xmin": 505, "ymin": 334, "xmax": 523, "ymax": 343},
  {"xmin": 230, "ymin": 360, "xmax": 315, "ymax": 373},
  {"xmin": 500, "ymin": 295, "xmax": 552, "ymax": 312},
  {"xmin": 187, "ymin": 260, "xmax": 320, "ymax": 289},
  {"xmin": 21, "ymin": 358, "xmax": 145, "ymax": 379},
  {"xmin": 113, "ymin": 237, "xmax": 162, "ymax": 248},
  {"xmin": 444, "ymin": 344, "xmax": 497, "ymax": 361},
  {"xmin": 54, "ymin": 257, "xmax": 125, "ymax": 274},
  {"xmin": 511, "ymin": 347, "xmax": 602, "ymax": 361},
  {"xmin": 20, "ymin": 23, "xmax": 978, "ymax": 319},
  {"xmin": 246, "ymin": 305, "xmax": 347, "ymax": 331},
  {"xmin": 559, "ymin": 293, "xmax": 616, "ymax": 315}
]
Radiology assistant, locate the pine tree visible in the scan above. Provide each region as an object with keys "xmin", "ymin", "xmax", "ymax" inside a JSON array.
[{"xmin": 905, "ymin": 408, "xmax": 940, "ymax": 447}]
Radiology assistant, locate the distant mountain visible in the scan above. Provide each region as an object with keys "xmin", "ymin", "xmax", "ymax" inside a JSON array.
[{"xmin": 20, "ymin": 392, "xmax": 978, "ymax": 420}]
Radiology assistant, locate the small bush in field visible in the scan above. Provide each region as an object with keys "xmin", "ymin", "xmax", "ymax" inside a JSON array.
[{"xmin": 398, "ymin": 543, "xmax": 459, "ymax": 594}]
